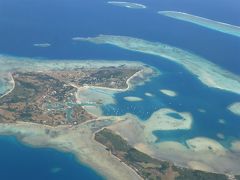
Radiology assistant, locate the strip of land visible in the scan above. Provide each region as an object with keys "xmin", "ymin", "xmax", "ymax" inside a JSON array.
[
  {"xmin": 95, "ymin": 128, "xmax": 231, "ymax": 180},
  {"xmin": 160, "ymin": 89, "xmax": 177, "ymax": 97},
  {"xmin": 158, "ymin": 11, "xmax": 240, "ymax": 38},
  {"xmin": 108, "ymin": 1, "xmax": 146, "ymax": 9},
  {"xmin": 33, "ymin": 43, "xmax": 51, "ymax": 48},
  {"xmin": 75, "ymin": 35, "xmax": 240, "ymax": 95}
]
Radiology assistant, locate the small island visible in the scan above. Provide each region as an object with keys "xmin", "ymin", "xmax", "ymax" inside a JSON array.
[
  {"xmin": 124, "ymin": 96, "xmax": 143, "ymax": 102},
  {"xmin": 107, "ymin": 1, "xmax": 146, "ymax": 9},
  {"xmin": 160, "ymin": 89, "xmax": 177, "ymax": 97},
  {"xmin": 33, "ymin": 43, "xmax": 51, "ymax": 48},
  {"xmin": 158, "ymin": 11, "xmax": 240, "ymax": 38},
  {"xmin": 228, "ymin": 102, "xmax": 240, "ymax": 116}
]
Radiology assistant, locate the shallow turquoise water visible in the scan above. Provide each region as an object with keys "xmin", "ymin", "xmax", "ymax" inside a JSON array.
[
  {"xmin": 103, "ymin": 62, "xmax": 240, "ymax": 147},
  {"xmin": 0, "ymin": 0, "xmax": 240, "ymax": 178}
]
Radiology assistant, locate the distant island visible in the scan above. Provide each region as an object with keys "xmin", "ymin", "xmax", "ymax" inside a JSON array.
[
  {"xmin": 107, "ymin": 1, "xmax": 146, "ymax": 9},
  {"xmin": 158, "ymin": 11, "xmax": 240, "ymax": 38},
  {"xmin": 33, "ymin": 43, "xmax": 51, "ymax": 48}
]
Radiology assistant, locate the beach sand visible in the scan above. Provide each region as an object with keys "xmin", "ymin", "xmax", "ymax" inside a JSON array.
[
  {"xmin": 77, "ymin": 35, "xmax": 240, "ymax": 95},
  {"xmin": 231, "ymin": 141, "xmax": 240, "ymax": 152},
  {"xmin": 228, "ymin": 102, "xmax": 240, "ymax": 116},
  {"xmin": 143, "ymin": 108, "xmax": 193, "ymax": 142},
  {"xmin": 124, "ymin": 96, "xmax": 143, "ymax": 102},
  {"xmin": 186, "ymin": 137, "xmax": 226, "ymax": 156},
  {"xmin": 0, "ymin": 120, "xmax": 141, "ymax": 180},
  {"xmin": 160, "ymin": 89, "xmax": 177, "ymax": 97},
  {"xmin": 107, "ymin": 117, "xmax": 240, "ymax": 174}
]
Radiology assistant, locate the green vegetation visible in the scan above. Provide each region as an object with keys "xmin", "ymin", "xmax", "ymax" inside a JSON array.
[
  {"xmin": 95, "ymin": 128, "xmax": 230, "ymax": 180},
  {"xmin": 173, "ymin": 167, "xmax": 227, "ymax": 180}
]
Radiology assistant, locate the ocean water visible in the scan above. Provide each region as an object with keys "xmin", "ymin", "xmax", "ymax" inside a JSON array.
[
  {"xmin": 0, "ymin": 0, "xmax": 240, "ymax": 178},
  {"xmin": 0, "ymin": 136, "xmax": 102, "ymax": 180}
]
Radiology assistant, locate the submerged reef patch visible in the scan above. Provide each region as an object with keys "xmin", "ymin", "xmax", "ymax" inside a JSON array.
[
  {"xmin": 75, "ymin": 35, "xmax": 240, "ymax": 95},
  {"xmin": 158, "ymin": 11, "xmax": 240, "ymax": 38},
  {"xmin": 144, "ymin": 92, "xmax": 154, "ymax": 97},
  {"xmin": 143, "ymin": 108, "xmax": 193, "ymax": 142},
  {"xmin": 160, "ymin": 89, "xmax": 177, "ymax": 97},
  {"xmin": 186, "ymin": 137, "xmax": 226, "ymax": 156},
  {"xmin": 228, "ymin": 102, "xmax": 240, "ymax": 116},
  {"xmin": 123, "ymin": 96, "xmax": 143, "ymax": 102},
  {"xmin": 33, "ymin": 43, "xmax": 51, "ymax": 48},
  {"xmin": 107, "ymin": 1, "xmax": 146, "ymax": 9}
]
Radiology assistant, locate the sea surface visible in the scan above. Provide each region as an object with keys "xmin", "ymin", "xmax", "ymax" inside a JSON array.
[
  {"xmin": 0, "ymin": 0, "xmax": 240, "ymax": 179},
  {"xmin": 0, "ymin": 136, "xmax": 102, "ymax": 180}
]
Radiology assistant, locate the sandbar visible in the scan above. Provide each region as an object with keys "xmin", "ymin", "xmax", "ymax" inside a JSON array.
[
  {"xmin": 218, "ymin": 119, "xmax": 226, "ymax": 124},
  {"xmin": 75, "ymin": 35, "xmax": 240, "ymax": 95},
  {"xmin": 228, "ymin": 102, "xmax": 240, "ymax": 116},
  {"xmin": 33, "ymin": 43, "xmax": 51, "ymax": 48},
  {"xmin": 186, "ymin": 137, "xmax": 226, "ymax": 156},
  {"xmin": 231, "ymin": 141, "xmax": 240, "ymax": 152},
  {"xmin": 187, "ymin": 161, "xmax": 214, "ymax": 172},
  {"xmin": 143, "ymin": 108, "xmax": 193, "ymax": 142},
  {"xmin": 144, "ymin": 92, "xmax": 153, "ymax": 97},
  {"xmin": 158, "ymin": 11, "xmax": 240, "ymax": 38},
  {"xmin": 160, "ymin": 89, "xmax": 177, "ymax": 97},
  {"xmin": 217, "ymin": 133, "xmax": 225, "ymax": 139},
  {"xmin": 107, "ymin": 1, "xmax": 146, "ymax": 9},
  {"xmin": 124, "ymin": 96, "xmax": 143, "ymax": 102}
]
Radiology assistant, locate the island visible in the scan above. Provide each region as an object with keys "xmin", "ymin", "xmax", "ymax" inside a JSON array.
[
  {"xmin": 33, "ymin": 43, "xmax": 51, "ymax": 48},
  {"xmin": 107, "ymin": 1, "xmax": 146, "ymax": 9},
  {"xmin": 158, "ymin": 11, "xmax": 240, "ymax": 38},
  {"xmin": 228, "ymin": 102, "xmax": 240, "ymax": 116},
  {"xmin": 124, "ymin": 96, "xmax": 143, "ymax": 102},
  {"xmin": 74, "ymin": 35, "xmax": 240, "ymax": 95},
  {"xmin": 160, "ymin": 89, "xmax": 177, "ymax": 97},
  {"xmin": 0, "ymin": 55, "xmax": 240, "ymax": 179}
]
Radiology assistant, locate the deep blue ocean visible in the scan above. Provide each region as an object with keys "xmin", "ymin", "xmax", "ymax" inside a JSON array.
[
  {"xmin": 0, "ymin": 0, "xmax": 240, "ymax": 179},
  {"xmin": 0, "ymin": 136, "xmax": 102, "ymax": 180}
]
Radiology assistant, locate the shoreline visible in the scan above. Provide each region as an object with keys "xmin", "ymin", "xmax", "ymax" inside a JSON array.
[
  {"xmin": 0, "ymin": 56, "xmax": 157, "ymax": 179},
  {"xmin": 0, "ymin": 120, "xmax": 141, "ymax": 180},
  {"xmin": 77, "ymin": 35, "xmax": 240, "ymax": 95}
]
